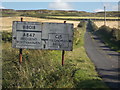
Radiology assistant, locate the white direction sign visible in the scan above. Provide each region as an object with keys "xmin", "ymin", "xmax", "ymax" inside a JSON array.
[
  {"xmin": 12, "ymin": 21, "xmax": 42, "ymax": 49},
  {"xmin": 12, "ymin": 21, "xmax": 74, "ymax": 51},
  {"xmin": 42, "ymin": 22, "xmax": 73, "ymax": 51}
]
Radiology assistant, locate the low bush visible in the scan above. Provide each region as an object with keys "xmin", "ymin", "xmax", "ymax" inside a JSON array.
[
  {"xmin": 77, "ymin": 20, "xmax": 86, "ymax": 28},
  {"xmin": 97, "ymin": 25, "xmax": 120, "ymax": 50},
  {"xmin": 2, "ymin": 31, "xmax": 12, "ymax": 42},
  {"xmin": 87, "ymin": 20, "xmax": 98, "ymax": 32}
]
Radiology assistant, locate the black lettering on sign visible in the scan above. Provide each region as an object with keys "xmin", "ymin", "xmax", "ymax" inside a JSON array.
[
  {"xmin": 52, "ymin": 42, "xmax": 64, "ymax": 48},
  {"xmin": 23, "ymin": 25, "xmax": 36, "ymax": 29},
  {"xmin": 55, "ymin": 34, "xmax": 62, "ymax": 39},
  {"xmin": 23, "ymin": 33, "xmax": 35, "ymax": 37}
]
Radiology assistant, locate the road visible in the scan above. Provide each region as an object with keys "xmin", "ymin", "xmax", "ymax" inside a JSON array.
[{"xmin": 84, "ymin": 24, "xmax": 120, "ymax": 89}]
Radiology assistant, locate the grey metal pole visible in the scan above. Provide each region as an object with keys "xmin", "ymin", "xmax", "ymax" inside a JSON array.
[{"xmin": 104, "ymin": 6, "xmax": 106, "ymax": 25}]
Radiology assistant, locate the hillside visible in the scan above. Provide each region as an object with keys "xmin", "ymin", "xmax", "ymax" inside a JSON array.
[{"xmin": 1, "ymin": 9, "xmax": 119, "ymax": 18}]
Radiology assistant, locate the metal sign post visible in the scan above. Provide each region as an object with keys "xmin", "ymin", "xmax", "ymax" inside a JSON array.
[
  {"xmin": 19, "ymin": 18, "xmax": 23, "ymax": 64},
  {"xmin": 62, "ymin": 21, "xmax": 66, "ymax": 66},
  {"xmin": 62, "ymin": 50, "xmax": 65, "ymax": 66}
]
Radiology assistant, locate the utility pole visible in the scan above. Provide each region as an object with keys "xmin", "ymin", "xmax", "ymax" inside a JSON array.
[{"xmin": 104, "ymin": 6, "xmax": 106, "ymax": 25}]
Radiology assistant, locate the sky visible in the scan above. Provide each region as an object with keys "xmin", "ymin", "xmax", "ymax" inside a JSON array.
[{"xmin": 0, "ymin": 0, "xmax": 119, "ymax": 12}]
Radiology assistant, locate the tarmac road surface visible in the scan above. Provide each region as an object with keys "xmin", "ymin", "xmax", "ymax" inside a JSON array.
[{"xmin": 84, "ymin": 24, "xmax": 120, "ymax": 89}]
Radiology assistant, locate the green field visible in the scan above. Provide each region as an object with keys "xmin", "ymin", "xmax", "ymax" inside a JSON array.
[
  {"xmin": 2, "ymin": 21, "xmax": 109, "ymax": 88},
  {"xmin": 46, "ymin": 16, "xmax": 118, "ymax": 20}
]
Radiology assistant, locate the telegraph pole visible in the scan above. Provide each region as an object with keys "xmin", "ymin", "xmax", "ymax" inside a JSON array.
[{"xmin": 104, "ymin": 6, "xmax": 106, "ymax": 25}]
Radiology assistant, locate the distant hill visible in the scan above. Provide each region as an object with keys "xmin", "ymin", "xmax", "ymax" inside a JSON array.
[
  {"xmin": 1, "ymin": 9, "xmax": 119, "ymax": 18},
  {"xmin": 95, "ymin": 11, "xmax": 119, "ymax": 17}
]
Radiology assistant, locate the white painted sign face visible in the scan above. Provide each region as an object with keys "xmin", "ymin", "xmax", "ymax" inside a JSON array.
[
  {"xmin": 42, "ymin": 23, "xmax": 73, "ymax": 51},
  {"xmin": 12, "ymin": 21, "xmax": 74, "ymax": 51},
  {"xmin": 12, "ymin": 21, "xmax": 42, "ymax": 49},
  {"xmin": 48, "ymin": 33, "xmax": 69, "ymax": 48}
]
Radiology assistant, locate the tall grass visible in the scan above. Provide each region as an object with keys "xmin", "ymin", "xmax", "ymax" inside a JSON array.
[{"xmin": 2, "ymin": 22, "xmax": 109, "ymax": 88}]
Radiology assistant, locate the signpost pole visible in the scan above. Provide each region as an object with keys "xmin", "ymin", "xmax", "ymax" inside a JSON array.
[
  {"xmin": 62, "ymin": 21, "xmax": 66, "ymax": 66},
  {"xmin": 19, "ymin": 18, "xmax": 23, "ymax": 64},
  {"xmin": 62, "ymin": 50, "xmax": 65, "ymax": 66}
]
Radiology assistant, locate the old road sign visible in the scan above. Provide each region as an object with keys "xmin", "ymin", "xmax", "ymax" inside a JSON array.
[
  {"xmin": 12, "ymin": 21, "xmax": 42, "ymax": 49},
  {"xmin": 12, "ymin": 21, "xmax": 74, "ymax": 51}
]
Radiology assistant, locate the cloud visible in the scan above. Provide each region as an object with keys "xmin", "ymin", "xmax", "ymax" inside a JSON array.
[
  {"xmin": 94, "ymin": 9, "xmax": 104, "ymax": 12},
  {"xmin": 0, "ymin": 6, "xmax": 5, "ymax": 9},
  {"xmin": 110, "ymin": 5, "xmax": 118, "ymax": 11},
  {"xmin": 48, "ymin": 0, "xmax": 74, "ymax": 10},
  {"xmin": 94, "ymin": 3, "xmax": 118, "ymax": 12},
  {"xmin": 103, "ymin": 3, "xmax": 118, "ymax": 11},
  {"xmin": 1, "ymin": 0, "xmax": 119, "ymax": 2}
]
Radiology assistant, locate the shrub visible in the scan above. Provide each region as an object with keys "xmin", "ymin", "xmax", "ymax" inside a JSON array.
[
  {"xmin": 87, "ymin": 21, "xmax": 120, "ymax": 51},
  {"xmin": 2, "ymin": 31, "xmax": 12, "ymax": 42},
  {"xmin": 87, "ymin": 20, "xmax": 98, "ymax": 32},
  {"xmin": 77, "ymin": 20, "xmax": 86, "ymax": 28},
  {"xmin": 97, "ymin": 25, "xmax": 120, "ymax": 50},
  {"xmin": 98, "ymin": 25, "xmax": 119, "ymax": 41}
]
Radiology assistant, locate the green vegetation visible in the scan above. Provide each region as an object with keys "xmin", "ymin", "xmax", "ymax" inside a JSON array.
[
  {"xmin": 88, "ymin": 21, "xmax": 120, "ymax": 52},
  {"xmin": 77, "ymin": 20, "xmax": 86, "ymax": 28},
  {"xmin": 2, "ymin": 9, "xmax": 19, "ymax": 17},
  {"xmin": 87, "ymin": 20, "xmax": 98, "ymax": 31},
  {"xmin": 96, "ymin": 11, "xmax": 119, "ymax": 17},
  {"xmin": 97, "ymin": 26, "xmax": 120, "ymax": 52},
  {"xmin": 1, "ymin": 9, "xmax": 119, "ymax": 21},
  {"xmin": 2, "ymin": 31, "xmax": 12, "ymax": 42},
  {"xmin": 2, "ymin": 21, "xmax": 109, "ymax": 88},
  {"xmin": 46, "ymin": 16, "xmax": 118, "ymax": 20}
]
